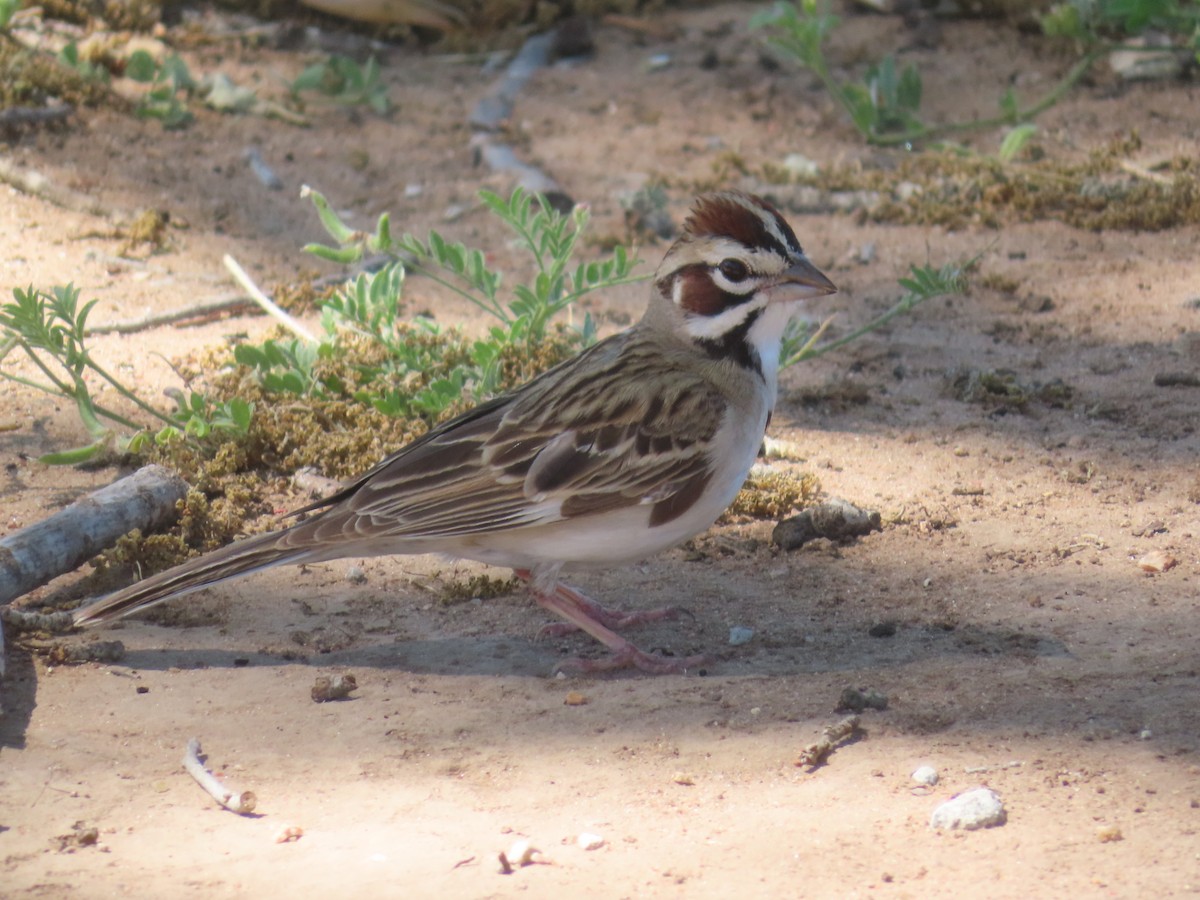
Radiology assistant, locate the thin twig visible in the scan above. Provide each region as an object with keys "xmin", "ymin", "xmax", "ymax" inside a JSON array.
[
  {"xmin": 0, "ymin": 105, "xmax": 74, "ymax": 127},
  {"xmin": 182, "ymin": 738, "xmax": 257, "ymax": 814},
  {"xmin": 795, "ymin": 714, "xmax": 862, "ymax": 768},
  {"xmin": 222, "ymin": 255, "xmax": 318, "ymax": 343},
  {"xmin": 86, "ymin": 294, "xmax": 259, "ymax": 335}
]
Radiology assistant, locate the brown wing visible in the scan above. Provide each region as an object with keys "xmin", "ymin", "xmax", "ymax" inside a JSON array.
[{"xmin": 293, "ymin": 331, "xmax": 727, "ymax": 541}]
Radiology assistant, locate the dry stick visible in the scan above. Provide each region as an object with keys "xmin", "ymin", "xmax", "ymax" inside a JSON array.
[
  {"xmin": 0, "ymin": 465, "xmax": 190, "ymax": 606},
  {"xmin": 469, "ymin": 32, "xmax": 572, "ymax": 208},
  {"xmin": 86, "ymin": 256, "xmax": 388, "ymax": 337},
  {"xmin": 86, "ymin": 294, "xmax": 259, "ymax": 335},
  {"xmin": 0, "ymin": 105, "xmax": 74, "ymax": 127},
  {"xmin": 183, "ymin": 738, "xmax": 257, "ymax": 814},
  {"xmin": 795, "ymin": 714, "xmax": 862, "ymax": 768},
  {"xmin": 222, "ymin": 254, "xmax": 318, "ymax": 343}
]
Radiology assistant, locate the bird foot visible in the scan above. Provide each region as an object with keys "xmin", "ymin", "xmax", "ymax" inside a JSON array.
[
  {"xmin": 536, "ymin": 601, "xmax": 692, "ymax": 639},
  {"xmin": 526, "ymin": 576, "xmax": 703, "ymax": 677},
  {"xmin": 554, "ymin": 648, "xmax": 707, "ymax": 676}
]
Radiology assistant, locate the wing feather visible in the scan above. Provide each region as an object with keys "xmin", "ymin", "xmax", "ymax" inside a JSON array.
[{"xmin": 289, "ymin": 331, "xmax": 728, "ymax": 542}]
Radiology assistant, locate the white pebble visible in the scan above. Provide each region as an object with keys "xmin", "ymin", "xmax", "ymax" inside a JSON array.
[
  {"xmin": 912, "ymin": 765, "xmax": 939, "ymax": 786},
  {"xmin": 577, "ymin": 832, "xmax": 605, "ymax": 851},
  {"xmin": 506, "ymin": 839, "xmax": 538, "ymax": 866},
  {"xmin": 404, "ymin": 183, "xmax": 423, "ymax": 197},
  {"xmin": 930, "ymin": 787, "xmax": 1006, "ymax": 831},
  {"xmin": 345, "ymin": 565, "xmax": 366, "ymax": 584},
  {"xmin": 781, "ymin": 153, "xmax": 819, "ymax": 178},
  {"xmin": 728, "ymin": 626, "xmax": 755, "ymax": 646}
]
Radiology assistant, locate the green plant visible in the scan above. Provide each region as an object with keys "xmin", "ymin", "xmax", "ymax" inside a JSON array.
[
  {"xmin": 0, "ymin": 0, "xmax": 18, "ymax": 30},
  {"xmin": 216, "ymin": 188, "xmax": 640, "ymax": 425},
  {"xmin": 752, "ymin": 0, "xmax": 1154, "ymax": 147},
  {"xmin": 126, "ymin": 50, "xmax": 195, "ymax": 129},
  {"xmin": 56, "ymin": 41, "xmax": 110, "ymax": 83},
  {"xmin": 781, "ymin": 260, "xmax": 970, "ymax": 367},
  {"xmin": 290, "ymin": 55, "xmax": 390, "ymax": 113},
  {"xmin": 0, "ymin": 285, "xmax": 252, "ymax": 463},
  {"xmin": 1042, "ymin": 0, "xmax": 1200, "ymax": 46},
  {"xmin": 300, "ymin": 187, "xmax": 638, "ymax": 399}
]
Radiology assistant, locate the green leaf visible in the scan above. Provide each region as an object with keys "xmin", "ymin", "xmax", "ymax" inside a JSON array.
[
  {"xmin": 998, "ymin": 87, "xmax": 1020, "ymax": 121},
  {"xmin": 39, "ymin": 436, "xmax": 110, "ymax": 466},
  {"xmin": 303, "ymin": 186, "xmax": 358, "ymax": 244},
  {"xmin": 998, "ymin": 123, "xmax": 1037, "ymax": 162},
  {"xmin": 897, "ymin": 64, "xmax": 922, "ymax": 112},
  {"xmin": 303, "ymin": 242, "xmax": 363, "ymax": 264},
  {"xmin": 125, "ymin": 50, "xmax": 158, "ymax": 82}
]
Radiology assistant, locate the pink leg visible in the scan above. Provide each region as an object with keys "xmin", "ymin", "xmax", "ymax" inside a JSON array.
[
  {"xmin": 511, "ymin": 570, "xmax": 692, "ymax": 638},
  {"xmin": 531, "ymin": 587, "xmax": 707, "ymax": 676}
]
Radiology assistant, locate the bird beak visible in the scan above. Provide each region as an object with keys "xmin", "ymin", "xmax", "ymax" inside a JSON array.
[{"xmin": 766, "ymin": 256, "xmax": 837, "ymax": 303}]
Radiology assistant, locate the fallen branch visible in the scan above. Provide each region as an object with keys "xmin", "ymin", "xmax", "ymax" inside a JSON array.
[
  {"xmin": 0, "ymin": 465, "xmax": 190, "ymax": 606},
  {"xmin": 183, "ymin": 738, "xmax": 257, "ymax": 814},
  {"xmin": 468, "ymin": 31, "xmax": 573, "ymax": 212},
  {"xmin": 795, "ymin": 714, "xmax": 862, "ymax": 768},
  {"xmin": 86, "ymin": 293, "xmax": 259, "ymax": 335},
  {"xmin": 86, "ymin": 258, "xmax": 388, "ymax": 337},
  {"xmin": 0, "ymin": 105, "xmax": 74, "ymax": 128}
]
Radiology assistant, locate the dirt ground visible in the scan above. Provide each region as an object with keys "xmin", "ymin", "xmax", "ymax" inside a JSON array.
[{"xmin": 3, "ymin": 3, "xmax": 1200, "ymax": 897}]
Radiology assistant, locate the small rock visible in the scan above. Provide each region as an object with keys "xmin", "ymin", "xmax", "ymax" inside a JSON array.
[
  {"xmin": 577, "ymin": 832, "xmax": 605, "ymax": 851},
  {"xmin": 311, "ymin": 673, "xmax": 358, "ymax": 702},
  {"xmin": 501, "ymin": 844, "xmax": 540, "ymax": 868},
  {"xmin": 1096, "ymin": 823, "xmax": 1123, "ymax": 843},
  {"xmin": 404, "ymin": 183, "xmax": 423, "ymax": 198},
  {"xmin": 728, "ymin": 626, "xmax": 755, "ymax": 646},
  {"xmin": 1109, "ymin": 36, "xmax": 1183, "ymax": 81},
  {"xmin": 1137, "ymin": 550, "xmax": 1178, "ymax": 573},
  {"xmin": 671, "ymin": 771, "xmax": 696, "ymax": 786},
  {"xmin": 781, "ymin": 152, "xmax": 819, "ymax": 179},
  {"xmin": 564, "ymin": 691, "xmax": 588, "ymax": 706},
  {"xmin": 868, "ymin": 621, "xmax": 897, "ymax": 638},
  {"xmin": 273, "ymin": 825, "xmax": 304, "ymax": 843},
  {"xmin": 930, "ymin": 787, "xmax": 1006, "ymax": 831},
  {"xmin": 912, "ymin": 765, "xmax": 939, "ymax": 786},
  {"xmin": 646, "ymin": 53, "xmax": 671, "ymax": 71},
  {"xmin": 836, "ymin": 686, "xmax": 888, "ymax": 712},
  {"xmin": 772, "ymin": 498, "xmax": 882, "ymax": 550},
  {"xmin": 345, "ymin": 564, "xmax": 367, "ymax": 584},
  {"xmin": 857, "ymin": 241, "xmax": 876, "ymax": 264}
]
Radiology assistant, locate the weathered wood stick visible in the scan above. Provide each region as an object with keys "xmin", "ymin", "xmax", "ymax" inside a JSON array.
[
  {"xmin": 183, "ymin": 738, "xmax": 257, "ymax": 814},
  {"xmin": 0, "ymin": 465, "xmax": 190, "ymax": 605}
]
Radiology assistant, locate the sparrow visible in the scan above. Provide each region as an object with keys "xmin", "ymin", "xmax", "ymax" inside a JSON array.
[{"xmin": 73, "ymin": 192, "xmax": 837, "ymax": 675}]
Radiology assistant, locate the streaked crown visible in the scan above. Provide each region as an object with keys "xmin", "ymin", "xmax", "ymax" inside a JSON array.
[{"xmin": 650, "ymin": 192, "xmax": 836, "ymax": 371}]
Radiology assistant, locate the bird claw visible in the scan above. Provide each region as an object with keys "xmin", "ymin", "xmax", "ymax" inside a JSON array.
[
  {"xmin": 536, "ymin": 605, "xmax": 692, "ymax": 640},
  {"xmin": 553, "ymin": 648, "xmax": 707, "ymax": 676}
]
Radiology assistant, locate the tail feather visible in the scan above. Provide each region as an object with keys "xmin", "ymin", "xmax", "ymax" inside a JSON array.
[{"xmin": 73, "ymin": 530, "xmax": 308, "ymax": 627}]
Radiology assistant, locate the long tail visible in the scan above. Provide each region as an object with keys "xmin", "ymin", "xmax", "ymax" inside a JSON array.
[{"xmin": 73, "ymin": 529, "xmax": 311, "ymax": 627}]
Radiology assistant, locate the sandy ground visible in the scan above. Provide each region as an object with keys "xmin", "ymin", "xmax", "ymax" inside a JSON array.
[{"xmin": 2, "ymin": 3, "xmax": 1200, "ymax": 897}]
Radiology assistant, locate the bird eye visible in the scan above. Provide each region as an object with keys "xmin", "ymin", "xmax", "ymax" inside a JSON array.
[{"xmin": 718, "ymin": 259, "xmax": 749, "ymax": 282}]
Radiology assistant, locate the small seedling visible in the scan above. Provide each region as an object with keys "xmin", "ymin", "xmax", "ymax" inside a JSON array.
[
  {"xmin": 291, "ymin": 55, "xmax": 390, "ymax": 114},
  {"xmin": 781, "ymin": 260, "xmax": 970, "ymax": 368},
  {"xmin": 126, "ymin": 50, "xmax": 196, "ymax": 129},
  {"xmin": 0, "ymin": 285, "xmax": 252, "ymax": 463}
]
